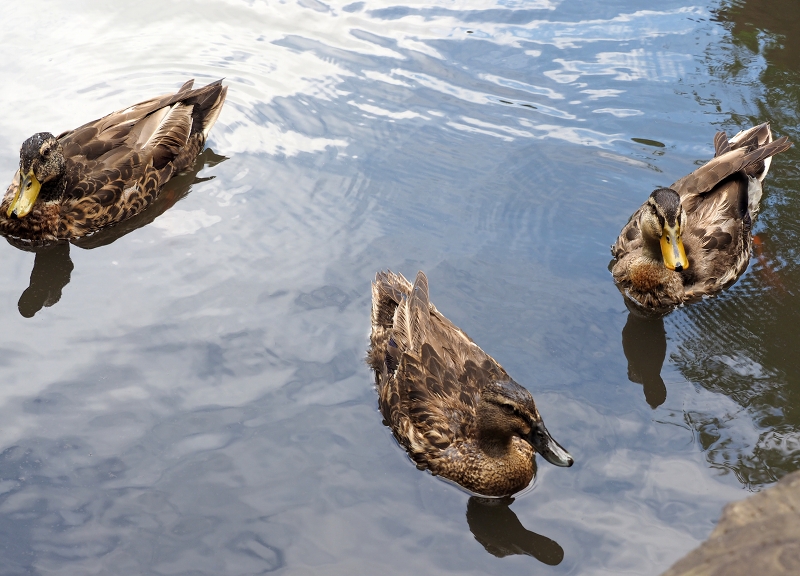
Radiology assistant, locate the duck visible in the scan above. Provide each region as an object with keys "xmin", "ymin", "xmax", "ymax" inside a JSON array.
[
  {"xmin": 368, "ymin": 270, "xmax": 573, "ymax": 497},
  {"xmin": 0, "ymin": 79, "xmax": 227, "ymax": 245},
  {"xmin": 611, "ymin": 123, "xmax": 792, "ymax": 314}
]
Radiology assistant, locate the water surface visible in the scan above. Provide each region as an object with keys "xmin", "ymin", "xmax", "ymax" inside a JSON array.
[{"xmin": 0, "ymin": 0, "xmax": 798, "ymax": 574}]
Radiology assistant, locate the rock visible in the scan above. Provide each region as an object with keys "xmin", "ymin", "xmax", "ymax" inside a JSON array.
[{"xmin": 662, "ymin": 470, "xmax": 800, "ymax": 576}]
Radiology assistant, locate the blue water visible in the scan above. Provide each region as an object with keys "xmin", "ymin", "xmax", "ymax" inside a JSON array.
[{"xmin": 0, "ymin": 1, "xmax": 798, "ymax": 574}]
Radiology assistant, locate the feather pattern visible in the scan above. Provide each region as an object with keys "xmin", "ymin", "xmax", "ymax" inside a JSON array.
[
  {"xmin": 0, "ymin": 79, "xmax": 227, "ymax": 245},
  {"xmin": 368, "ymin": 270, "xmax": 571, "ymax": 496},
  {"xmin": 611, "ymin": 123, "xmax": 792, "ymax": 312}
]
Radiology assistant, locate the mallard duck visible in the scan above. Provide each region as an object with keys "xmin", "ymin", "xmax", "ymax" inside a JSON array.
[
  {"xmin": 368, "ymin": 270, "xmax": 573, "ymax": 497},
  {"xmin": 0, "ymin": 79, "xmax": 227, "ymax": 245},
  {"xmin": 611, "ymin": 123, "xmax": 792, "ymax": 313}
]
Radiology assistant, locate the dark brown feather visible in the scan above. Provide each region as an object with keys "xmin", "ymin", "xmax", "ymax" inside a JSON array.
[
  {"xmin": 0, "ymin": 79, "xmax": 227, "ymax": 245},
  {"xmin": 368, "ymin": 270, "xmax": 559, "ymax": 496}
]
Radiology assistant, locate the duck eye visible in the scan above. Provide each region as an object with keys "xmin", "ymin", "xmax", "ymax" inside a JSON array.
[{"xmin": 500, "ymin": 404, "xmax": 515, "ymax": 415}]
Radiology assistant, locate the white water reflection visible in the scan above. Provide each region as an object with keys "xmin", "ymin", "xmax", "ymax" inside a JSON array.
[
  {"xmin": 547, "ymin": 49, "xmax": 695, "ymax": 83},
  {"xmin": 219, "ymin": 121, "xmax": 349, "ymax": 156},
  {"xmin": 151, "ymin": 210, "xmax": 223, "ymax": 238},
  {"xmin": 594, "ymin": 108, "xmax": 644, "ymax": 117},
  {"xmin": 449, "ymin": 7, "xmax": 706, "ymax": 48}
]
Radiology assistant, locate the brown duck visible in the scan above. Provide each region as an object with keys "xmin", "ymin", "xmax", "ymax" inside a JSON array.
[
  {"xmin": 368, "ymin": 270, "xmax": 573, "ymax": 497},
  {"xmin": 611, "ymin": 123, "xmax": 792, "ymax": 313},
  {"xmin": 0, "ymin": 79, "xmax": 227, "ymax": 245}
]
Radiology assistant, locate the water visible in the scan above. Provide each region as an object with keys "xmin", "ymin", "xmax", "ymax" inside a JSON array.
[{"xmin": 0, "ymin": 0, "xmax": 798, "ymax": 574}]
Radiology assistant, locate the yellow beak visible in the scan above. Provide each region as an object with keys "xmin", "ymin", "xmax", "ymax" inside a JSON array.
[
  {"xmin": 7, "ymin": 169, "xmax": 41, "ymax": 218},
  {"xmin": 660, "ymin": 225, "xmax": 689, "ymax": 271}
]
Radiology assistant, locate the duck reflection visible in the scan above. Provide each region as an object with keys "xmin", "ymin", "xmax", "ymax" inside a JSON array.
[
  {"xmin": 466, "ymin": 496, "xmax": 564, "ymax": 565},
  {"xmin": 8, "ymin": 148, "xmax": 227, "ymax": 317},
  {"xmin": 17, "ymin": 242, "xmax": 74, "ymax": 318},
  {"xmin": 621, "ymin": 311, "xmax": 667, "ymax": 408}
]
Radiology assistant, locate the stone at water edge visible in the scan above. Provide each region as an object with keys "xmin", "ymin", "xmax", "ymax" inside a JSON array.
[{"xmin": 662, "ymin": 470, "xmax": 800, "ymax": 576}]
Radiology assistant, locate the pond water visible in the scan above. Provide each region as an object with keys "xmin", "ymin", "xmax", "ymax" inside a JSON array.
[{"xmin": 1, "ymin": 0, "xmax": 799, "ymax": 574}]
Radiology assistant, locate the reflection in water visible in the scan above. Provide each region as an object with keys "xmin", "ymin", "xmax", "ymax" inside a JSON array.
[
  {"xmin": 7, "ymin": 148, "xmax": 227, "ymax": 317},
  {"xmin": 17, "ymin": 242, "xmax": 73, "ymax": 318},
  {"xmin": 663, "ymin": 0, "xmax": 800, "ymax": 487},
  {"xmin": 466, "ymin": 497, "xmax": 564, "ymax": 565},
  {"xmin": 1, "ymin": 0, "xmax": 798, "ymax": 573},
  {"xmin": 622, "ymin": 312, "xmax": 667, "ymax": 408}
]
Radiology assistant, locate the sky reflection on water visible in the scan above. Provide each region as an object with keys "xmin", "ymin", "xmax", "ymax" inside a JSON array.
[{"xmin": 0, "ymin": 0, "xmax": 798, "ymax": 574}]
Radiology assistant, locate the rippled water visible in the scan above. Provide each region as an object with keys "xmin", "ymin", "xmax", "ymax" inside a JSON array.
[{"xmin": 1, "ymin": 0, "xmax": 798, "ymax": 574}]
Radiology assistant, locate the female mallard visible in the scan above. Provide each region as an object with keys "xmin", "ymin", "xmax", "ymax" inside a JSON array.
[
  {"xmin": 368, "ymin": 270, "xmax": 573, "ymax": 497},
  {"xmin": 611, "ymin": 123, "xmax": 792, "ymax": 313},
  {"xmin": 0, "ymin": 79, "xmax": 227, "ymax": 245}
]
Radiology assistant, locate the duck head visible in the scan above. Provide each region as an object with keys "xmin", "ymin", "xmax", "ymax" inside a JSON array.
[
  {"xmin": 639, "ymin": 188, "xmax": 689, "ymax": 271},
  {"xmin": 8, "ymin": 132, "xmax": 65, "ymax": 218},
  {"xmin": 478, "ymin": 380, "xmax": 573, "ymax": 467}
]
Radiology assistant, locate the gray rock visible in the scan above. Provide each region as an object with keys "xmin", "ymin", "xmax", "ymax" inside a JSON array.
[{"xmin": 663, "ymin": 470, "xmax": 800, "ymax": 576}]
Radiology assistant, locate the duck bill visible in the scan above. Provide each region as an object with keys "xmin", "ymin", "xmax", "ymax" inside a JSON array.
[
  {"xmin": 529, "ymin": 423, "xmax": 574, "ymax": 467},
  {"xmin": 659, "ymin": 226, "xmax": 689, "ymax": 271},
  {"xmin": 7, "ymin": 170, "xmax": 41, "ymax": 218}
]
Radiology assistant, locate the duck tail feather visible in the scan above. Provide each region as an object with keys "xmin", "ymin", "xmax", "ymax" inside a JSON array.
[
  {"xmin": 741, "ymin": 135, "xmax": 793, "ymax": 183},
  {"xmin": 730, "ymin": 122, "xmax": 772, "ymax": 149},
  {"xmin": 714, "ymin": 131, "xmax": 730, "ymax": 157},
  {"xmin": 408, "ymin": 271, "xmax": 432, "ymax": 351},
  {"xmin": 392, "ymin": 293, "xmax": 412, "ymax": 353},
  {"xmin": 372, "ymin": 270, "xmax": 414, "ymax": 353},
  {"xmin": 388, "ymin": 271, "xmax": 431, "ymax": 353},
  {"xmin": 674, "ymin": 133, "xmax": 791, "ymax": 197},
  {"xmin": 176, "ymin": 79, "xmax": 195, "ymax": 94},
  {"xmin": 372, "ymin": 271, "xmax": 397, "ymax": 330},
  {"xmin": 144, "ymin": 103, "xmax": 194, "ymax": 170},
  {"xmin": 198, "ymin": 85, "xmax": 227, "ymax": 140}
]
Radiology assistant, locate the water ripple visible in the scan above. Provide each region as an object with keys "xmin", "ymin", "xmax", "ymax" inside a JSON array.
[{"xmin": 2, "ymin": 1, "xmax": 794, "ymax": 575}]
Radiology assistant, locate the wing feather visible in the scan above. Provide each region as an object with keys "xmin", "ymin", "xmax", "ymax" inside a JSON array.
[
  {"xmin": 713, "ymin": 131, "xmax": 730, "ymax": 157},
  {"xmin": 140, "ymin": 103, "xmax": 194, "ymax": 169},
  {"xmin": 674, "ymin": 136, "xmax": 791, "ymax": 209}
]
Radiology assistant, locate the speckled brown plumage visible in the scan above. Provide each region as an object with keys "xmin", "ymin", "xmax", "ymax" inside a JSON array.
[
  {"xmin": 611, "ymin": 123, "xmax": 792, "ymax": 314},
  {"xmin": 0, "ymin": 79, "xmax": 227, "ymax": 245},
  {"xmin": 368, "ymin": 270, "xmax": 573, "ymax": 497}
]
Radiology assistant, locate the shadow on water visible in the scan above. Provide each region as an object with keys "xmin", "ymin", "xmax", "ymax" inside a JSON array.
[
  {"xmin": 465, "ymin": 497, "xmax": 564, "ymax": 565},
  {"xmin": 17, "ymin": 242, "xmax": 74, "ymax": 318},
  {"xmin": 622, "ymin": 312, "xmax": 667, "ymax": 409},
  {"xmin": 8, "ymin": 148, "xmax": 227, "ymax": 318}
]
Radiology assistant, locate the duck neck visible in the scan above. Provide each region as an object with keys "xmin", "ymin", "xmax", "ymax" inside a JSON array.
[
  {"xmin": 39, "ymin": 172, "xmax": 67, "ymax": 203},
  {"xmin": 476, "ymin": 430, "xmax": 515, "ymax": 459},
  {"xmin": 628, "ymin": 236, "xmax": 673, "ymax": 291},
  {"xmin": 640, "ymin": 234, "xmax": 663, "ymax": 264}
]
